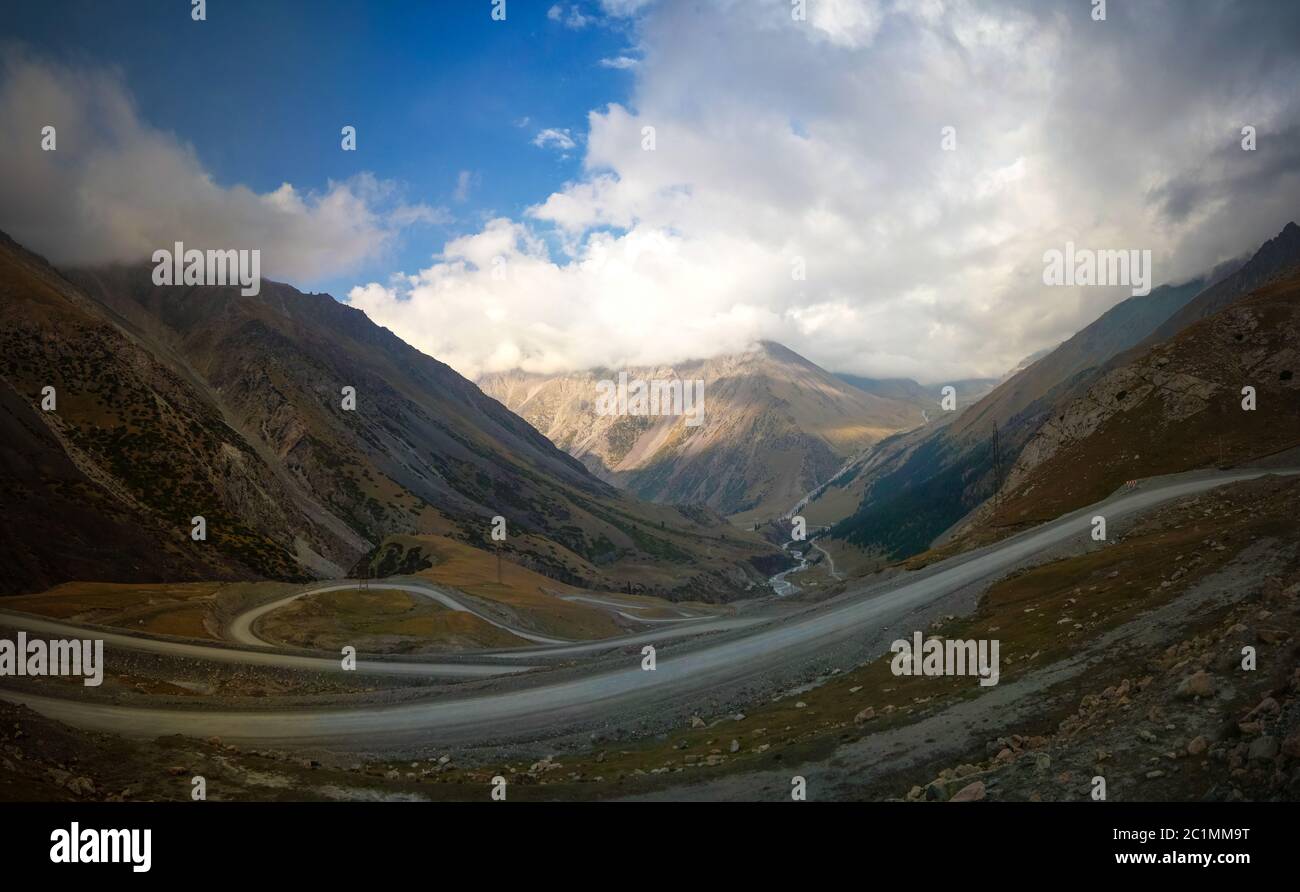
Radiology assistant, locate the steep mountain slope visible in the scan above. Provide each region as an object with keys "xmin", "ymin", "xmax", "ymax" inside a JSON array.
[
  {"xmin": 479, "ymin": 342, "xmax": 923, "ymax": 523},
  {"xmin": 1139, "ymin": 222, "xmax": 1300, "ymax": 350},
  {"xmin": 1000, "ymin": 346, "xmax": 1056, "ymax": 380},
  {"xmin": 0, "ymin": 233, "xmax": 317, "ymax": 593},
  {"xmin": 946, "ymin": 270, "xmax": 1230, "ymax": 446},
  {"xmin": 0, "ymin": 232, "xmax": 777, "ymax": 599},
  {"xmin": 812, "ymin": 277, "xmax": 1211, "ymax": 560},
  {"xmin": 821, "ymin": 223, "xmax": 1300, "ymax": 564},
  {"xmin": 964, "ymin": 271, "xmax": 1300, "ymax": 535}
]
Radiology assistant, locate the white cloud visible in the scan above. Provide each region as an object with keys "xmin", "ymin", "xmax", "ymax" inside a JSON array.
[
  {"xmin": 552, "ymin": 0, "xmax": 654, "ymax": 28},
  {"xmin": 599, "ymin": 55, "xmax": 641, "ymax": 70},
  {"xmin": 808, "ymin": 0, "xmax": 886, "ymax": 49},
  {"xmin": 0, "ymin": 52, "xmax": 442, "ymax": 284},
  {"xmin": 549, "ymin": 4, "xmax": 595, "ymax": 29},
  {"xmin": 532, "ymin": 128, "xmax": 578, "ymax": 151},
  {"xmin": 352, "ymin": 0, "xmax": 1300, "ymax": 383},
  {"xmin": 452, "ymin": 170, "xmax": 477, "ymax": 203},
  {"xmin": 9, "ymin": 4, "xmax": 1294, "ymax": 388},
  {"xmin": 599, "ymin": 0, "xmax": 655, "ymax": 17}
]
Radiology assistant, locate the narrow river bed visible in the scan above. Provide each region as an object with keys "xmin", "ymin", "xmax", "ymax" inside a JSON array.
[{"xmin": 768, "ymin": 539, "xmax": 810, "ymax": 597}]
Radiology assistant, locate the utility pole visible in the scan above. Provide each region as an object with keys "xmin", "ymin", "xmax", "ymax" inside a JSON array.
[{"xmin": 496, "ymin": 541, "xmax": 502, "ymax": 585}]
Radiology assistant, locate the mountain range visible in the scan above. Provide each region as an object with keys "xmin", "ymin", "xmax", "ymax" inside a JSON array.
[
  {"xmin": 6, "ymin": 220, "xmax": 1297, "ymax": 600},
  {"xmin": 816, "ymin": 221, "xmax": 1300, "ymax": 565},
  {"xmin": 0, "ymin": 232, "xmax": 778, "ymax": 599},
  {"xmin": 480, "ymin": 342, "xmax": 923, "ymax": 523}
]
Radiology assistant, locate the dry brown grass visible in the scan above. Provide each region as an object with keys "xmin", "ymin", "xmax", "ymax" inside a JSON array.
[
  {"xmin": 2, "ymin": 581, "xmax": 232, "ymax": 639},
  {"xmin": 259, "ymin": 587, "xmax": 528, "ymax": 652},
  {"xmin": 402, "ymin": 534, "xmax": 721, "ymax": 640}
]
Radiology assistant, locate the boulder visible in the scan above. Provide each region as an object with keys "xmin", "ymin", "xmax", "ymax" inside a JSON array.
[
  {"xmin": 949, "ymin": 781, "xmax": 986, "ymax": 802},
  {"xmin": 1248, "ymin": 736, "xmax": 1279, "ymax": 762},
  {"xmin": 1175, "ymin": 671, "xmax": 1215, "ymax": 700}
]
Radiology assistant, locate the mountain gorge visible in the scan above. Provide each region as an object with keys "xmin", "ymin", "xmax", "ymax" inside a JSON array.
[
  {"xmin": 0, "ymin": 232, "xmax": 777, "ymax": 599},
  {"xmin": 817, "ymin": 223, "xmax": 1300, "ymax": 566}
]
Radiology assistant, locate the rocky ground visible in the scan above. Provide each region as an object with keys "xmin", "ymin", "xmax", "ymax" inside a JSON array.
[{"xmin": 904, "ymin": 569, "xmax": 1300, "ymax": 803}]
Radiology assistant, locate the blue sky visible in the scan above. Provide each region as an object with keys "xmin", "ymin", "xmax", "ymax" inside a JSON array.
[
  {"xmin": 5, "ymin": 0, "xmax": 638, "ymax": 297},
  {"xmin": 3, "ymin": 1, "xmax": 1298, "ymax": 382}
]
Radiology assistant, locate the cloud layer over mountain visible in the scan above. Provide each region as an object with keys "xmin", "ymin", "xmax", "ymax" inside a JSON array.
[
  {"xmin": 0, "ymin": 52, "xmax": 441, "ymax": 283},
  {"xmin": 3, "ymin": 1, "xmax": 1298, "ymax": 383},
  {"xmin": 349, "ymin": 0, "xmax": 1300, "ymax": 381}
]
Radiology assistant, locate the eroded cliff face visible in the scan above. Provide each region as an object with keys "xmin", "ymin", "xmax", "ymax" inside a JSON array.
[
  {"xmin": 1007, "ymin": 360, "xmax": 1224, "ymax": 493},
  {"xmin": 966, "ymin": 275, "xmax": 1300, "ymax": 538}
]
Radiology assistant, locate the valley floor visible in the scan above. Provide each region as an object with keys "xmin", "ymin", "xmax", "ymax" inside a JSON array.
[{"xmin": 2, "ymin": 472, "xmax": 1298, "ymax": 802}]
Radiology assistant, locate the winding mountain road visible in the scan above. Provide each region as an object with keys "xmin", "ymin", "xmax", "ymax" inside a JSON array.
[
  {"xmin": 811, "ymin": 542, "xmax": 843, "ymax": 580},
  {"xmin": 228, "ymin": 581, "xmax": 573, "ymax": 648},
  {"xmin": 0, "ymin": 611, "xmax": 531, "ymax": 678},
  {"xmin": 1, "ymin": 468, "xmax": 1293, "ymax": 750}
]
